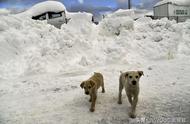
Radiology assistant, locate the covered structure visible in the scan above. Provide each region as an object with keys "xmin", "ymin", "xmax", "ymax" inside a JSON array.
[{"xmin": 154, "ymin": 0, "xmax": 190, "ymax": 22}]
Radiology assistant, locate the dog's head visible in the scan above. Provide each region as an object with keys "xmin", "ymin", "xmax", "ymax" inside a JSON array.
[
  {"xmin": 125, "ymin": 71, "xmax": 144, "ymax": 86},
  {"xmin": 80, "ymin": 80, "xmax": 95, "ymax": 95}
]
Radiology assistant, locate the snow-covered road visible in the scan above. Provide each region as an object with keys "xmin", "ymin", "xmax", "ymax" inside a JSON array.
[{"xmin": 0, "ymin": 59, "xmax": 190, "ymax": 124}]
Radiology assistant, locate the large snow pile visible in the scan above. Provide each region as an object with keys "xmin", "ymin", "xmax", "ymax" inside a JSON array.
[
  {"xmin": 177, "ymin": 20, "xmax": 190, "ymax": 55},
  {"xmin": 0, "ymin": 12, "xmax": 190, "ymax": 79},
  {"xmin": 99, "ymin": 9, "xmax": 134, "ymax": 36},
  {"xmin": 63, "ymin": 12, "xmax": 94, "ymax": 35},
  {"xmin": 134, "ymin": 18, "xmax": 181, "ymax": 60},
  {"xmin": 99, "ymin": 16, "xmax": 134, "ymax": 36},
  {"xmin": 155, "ymin": 0, "xmax": 190, "ymax": 6}
]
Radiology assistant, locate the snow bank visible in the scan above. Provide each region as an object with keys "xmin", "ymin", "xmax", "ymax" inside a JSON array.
[
  {"xmin": 63, "ymin": 12, "xmax": 94, "ymax": 35},
  {"xmin": 0, "ymin": 11, "xmax": 190, "ymax": 79},
  {"xmin": 0, "ymin": 12, "xmax": 96, "ymax": 79},
  {"xmin": 134, "ymin": 18, "xmax": 182, "ymax": 60},
  {"xmin": 154, "ymin": 0, "xmax": 190, "ymax": 7},
  {"xmin": 99, "ymin": 16, "xmax": 134, "ymax": 36},
  {"xmin": 177, "ymin": 19, "xmax": 190, "ymax": 56},
  {"xmin": 99, "ymin": 10, "xmax": 134, "ymax": 36}
]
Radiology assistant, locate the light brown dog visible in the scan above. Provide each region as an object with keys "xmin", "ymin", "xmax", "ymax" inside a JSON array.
[
  {"xmin": 80, "ymin": 72, "xmax": 105, "ymax": 112},
  {"xmin": 118, "ymin": 71, "xmax": 144, "ymax": 118}
]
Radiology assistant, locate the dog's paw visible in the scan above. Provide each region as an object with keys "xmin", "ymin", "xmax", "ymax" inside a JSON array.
[
  {"xmin": 118, "ymin": 101, "xmax": 122, "ymax": 104},
  {"xmin": 128, "ymin": 112, "xmax": 136, "ymax": 118},
  {"xmin": 90, "ymin": 108, "xmax": 95, "ymax": 112}
]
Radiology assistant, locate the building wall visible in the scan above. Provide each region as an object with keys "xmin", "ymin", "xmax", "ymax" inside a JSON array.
[
  {"xmin": 168, "ymin": 4, "xmax": 190, "ymax": 16},
  {"xmin": 154, "ymin": 3, "xmax": 190, "ymax": 22},
  {"xmin": 154, "ymin": 4, "xmax": 168, "ymax": 17}
]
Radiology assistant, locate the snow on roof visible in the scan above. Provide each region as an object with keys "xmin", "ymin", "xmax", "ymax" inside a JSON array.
[
  {"xmin": 29, "ymin": 1, "xmax": 66, "ymax": 17},
  {"xmin": 154, "ymin": 0, "xmax": 190, "ymax": 7},
  {"xmin": 108, "ymin": 9, "xmax": 135, "ymax": 18},
  {"xmin": 145, "ymin": 11, "xmax": 153, "ymax": 16},
  {"xmin": 133, "ymin": 9, "xmax": 150, "ymax": 19},
  {"xmin": 105, "ymin": 9, "xmax": 153, "ymax": 20}
]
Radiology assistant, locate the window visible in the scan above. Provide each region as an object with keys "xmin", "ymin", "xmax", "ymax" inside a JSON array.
[
  {"xmin": 176, "ymin": 10, "xmax": 188, "ymax": 15},
  {"xmin": 39, "ymin": 14, "xmax": 46, "ymax": 20},
  {"xmin": 185, "ymin": 10, "xmax": 188, "ymax": 15},
  {"xmin": 48, "ymin": 12, "xmax": 62, "ymax": 19},
  {"xmin": 176, "ymin": 10, "xmax": 184, "ymax": 15},
  {"xmin": 32, "ymin": 13, "xmax": 46, "ymax": 20}
]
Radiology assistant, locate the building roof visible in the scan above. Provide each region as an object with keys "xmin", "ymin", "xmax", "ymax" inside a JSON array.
[{"xmin": 154, "ymin": 0, "xmax": 190, "ymax": 7}]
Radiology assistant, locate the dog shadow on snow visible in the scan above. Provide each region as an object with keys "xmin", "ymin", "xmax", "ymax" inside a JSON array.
[{"xmin": 70, "ymin": 92, "xmax": 133, "ymax": 123}]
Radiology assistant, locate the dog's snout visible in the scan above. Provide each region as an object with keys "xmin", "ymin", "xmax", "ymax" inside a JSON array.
[
  {"xmin": 132, "ymin": 81, "xmax": 136, "ymax": 85},
  {"xmin": 85, "ymin": 91, "xmax": 89, "ymax": 95}
]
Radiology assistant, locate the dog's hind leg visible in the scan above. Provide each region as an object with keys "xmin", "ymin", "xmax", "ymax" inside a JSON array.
[{"xmin": 118, "ymin": 76, "xmax": 123, "ymax": 104}]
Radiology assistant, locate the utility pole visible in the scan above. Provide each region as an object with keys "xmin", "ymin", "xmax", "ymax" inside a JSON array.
[{"xmin": 128, "ymin": 0, "xmax": 131, "ymax": 9}]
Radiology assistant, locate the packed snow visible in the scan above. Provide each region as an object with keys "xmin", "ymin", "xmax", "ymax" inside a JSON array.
[{"xmin": 0, "ymin": 9, "xmax": 190, "ymax": 124}]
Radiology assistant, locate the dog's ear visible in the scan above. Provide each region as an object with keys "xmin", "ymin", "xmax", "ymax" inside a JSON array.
[
  {"xmin": 80, "ymin": 82, "xmax": 85, "ymax": 89},
  {"xmin": 138, "ymin": 71, "xmax": 144, "ymax": 77},
  {"xmin": 89, "ymin": 80, "xmax": 95, "ymax": 88},
  {"xmin": 124, "ymin": 72, "xmax": 129, "ymax": 78}
]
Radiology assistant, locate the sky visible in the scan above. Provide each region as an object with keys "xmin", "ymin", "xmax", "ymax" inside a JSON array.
[{"xmin": 0, "ymin": 0, "xmax": 160, "ymax": 14}]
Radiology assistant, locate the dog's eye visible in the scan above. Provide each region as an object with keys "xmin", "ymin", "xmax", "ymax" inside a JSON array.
[
  {"xmin": 136, "ymin": 76, "xmax": 139, "ymax": 78},
  {"xmin": 129, "ymin": 76, "xmax": 132, "ymax": 79},
  {"xmin": 89, "ymin": 86, "xmax": 91, "ymax": 88}
]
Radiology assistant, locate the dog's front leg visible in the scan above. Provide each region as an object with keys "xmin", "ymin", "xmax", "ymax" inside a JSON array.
[
  {"xmin": 89, "ymin": 95, "xmax": 92, "ymax": 102},
  {"xmin": 118, "ymin": 80, "xmax": 123, "ymax": 104},
  {"xmin": 129, "ymin": 96, "xmax": 138, "ymax": 118},
  {"xmin": 127, "ymin": 94, "xmax": 132, "ymax": 105},
  {"xmin": 90, "ymin": 93, "xmax": 97, "ymax": 112}
]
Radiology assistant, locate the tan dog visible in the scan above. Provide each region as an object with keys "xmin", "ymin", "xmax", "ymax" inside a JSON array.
[
  {"xmin": 80, "ymin": 72, "xmax": 105, "ymax": 112},
  {"xmin": 118, "ymin": 71, "xmax": 144, "ymax": 118}
]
